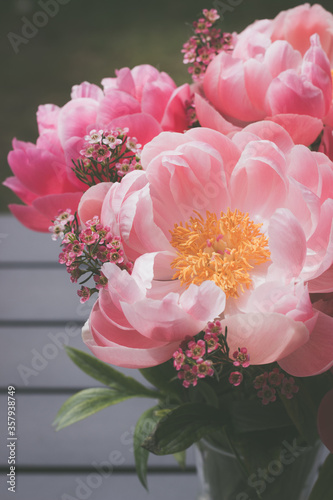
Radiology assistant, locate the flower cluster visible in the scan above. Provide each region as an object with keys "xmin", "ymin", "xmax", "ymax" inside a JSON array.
[
  {"xmin": 181, "ymin": 8, "xmax": 234, "ymax": 81},
  {"xmin": 49, "ymin": 212, "xmax": 131, "ymax": 303},
  {"xmin": 228, "ymin": 347, "xmax": 251, "ymax": 387},
  {"xmin": 73, "ymin": 127, "xmax": 142, "ymax": 187},
  {"xmin": 49, "ymin": 209, "xmax": 75, "ymax": 241},
  {"xmin": 173, "ymin": 320, "xmax": 251, "ymax": 389},
  {"xmin": 254, "ymin": 368, "xmax": 299, "ymax": 405}
]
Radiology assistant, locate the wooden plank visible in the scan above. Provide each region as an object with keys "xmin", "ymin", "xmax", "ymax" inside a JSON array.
[
  {"xmin": 0, "ymin": 394, "xmax": 195, "ymax": 468},
  {"xmin": 1, "ymin": 472, "xmax": 198, "ymax": 500},
  {"xmin": 0, "ymin": 215, "xmax": 60, "ymax": 263},
  {"xmin": 0, "ymin": 326, "xmax": 97, "ymax": 388},
  {"xmin": 0, "ymin": 268, "xmax": 92, "ymax": 322},
  {"xmin": 0, "ymin": 326, "xmax": 156, "ymax": 389}
]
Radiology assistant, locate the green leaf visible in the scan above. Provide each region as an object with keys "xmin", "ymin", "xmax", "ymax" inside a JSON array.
[
  {"xmin": 194, "ymin": 381, "xmax": 219, "ymax": 408},
  {"xmin": 142, "ymin": 402, "xmax": 225, "ymax": 455},
  {"xmin": 133, "ymin": 406, "xmax": 160, "ymax": 490},
  {"xmin": 308, "ymin": 453, "xmax": 333, "ymax": 500},
  {"xmin": 173, "ymin": 450, "xmax": 186, "ymax": 469},
  {"xmin": 140, "ymin": 360, "xmax": 183, "ymax": 401},
  {"xmin": 65, "ymin": 347, "xmax": 159, "ymax": 398},
  {"xmin": 229, "ymin": 398, "xmax": 292, "ymax": 434},
  {"xmin": 279, "ymin": 379, "xmax": 318, "ymax": 444},
  {"xmin": 53, "ymin": 388, "xmax": 132, "ymax": 430}
]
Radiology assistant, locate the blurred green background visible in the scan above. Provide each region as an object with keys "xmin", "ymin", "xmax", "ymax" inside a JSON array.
[{"xmin": 2, "ymin": 0, "xmax": 333, "ymax": 212}]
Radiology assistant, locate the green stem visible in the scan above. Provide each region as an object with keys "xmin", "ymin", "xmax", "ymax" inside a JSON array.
[{"xmin": 224, "ymin": 429, "xmax": 262, "ymax": 500}]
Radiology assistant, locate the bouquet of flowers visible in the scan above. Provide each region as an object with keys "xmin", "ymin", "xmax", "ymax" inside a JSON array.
[{"xmin": 4, "ymin": 4, "xmax": 333, "ymax": 499}]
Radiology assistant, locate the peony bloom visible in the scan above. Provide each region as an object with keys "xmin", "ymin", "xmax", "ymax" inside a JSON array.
[
  {"xmin": 198, "ymin": 29, "xmax": 333, "ymax": 146},
  {"xmin": 3, "ymin": 105, "xmax": 83, "ymax": 232},
  {"xmin": 81, "ymin": 122, "xmax": 333, "ymax": 373},
  {"xmin": 247, "ymin": 3, "xmax": 333, "ymax": 65},
  {"xmin": 4, "ymin": 65, "xmax": 191, "ymax": 232}
]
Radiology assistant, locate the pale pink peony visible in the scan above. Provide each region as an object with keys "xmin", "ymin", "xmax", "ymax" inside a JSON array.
[
  {"xmin": 247, "ymin": 3, "xmax": 333, "ymax": 65},
  {"xmin": 81, "ymin": 122, "xmax": 333, "ymax": 372},
  {"xmin": 4, "ymin": 65, "xmax": 191, "ymax": 232},
  {"xmin": 199, "ymin": 31, "xmax": 332, "ymax": 146}
]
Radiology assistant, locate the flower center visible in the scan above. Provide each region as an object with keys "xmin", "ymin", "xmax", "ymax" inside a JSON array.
[{"xmin": 170, "ymin": 208, "xmax": 270, "ymax": 298}]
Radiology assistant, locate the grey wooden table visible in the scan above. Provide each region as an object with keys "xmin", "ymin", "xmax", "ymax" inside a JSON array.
[{"xmin": 0, "ymin": 215, "xmax": 198, "ymax": 500}]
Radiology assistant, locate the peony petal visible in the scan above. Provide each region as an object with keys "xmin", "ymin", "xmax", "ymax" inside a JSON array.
[
  {"xmin": 308, "ymin": 265, "xmax": 333, "ymax": 293},
  {"xmin": 131, "ymin": 65, "xmax": 171, "ymax": 100},
  {"xmin": 266, "ymin": 69, "xmax": 326, "ymax": 118},
  {"xmin": 230, "ymin": 140, "xmax": 287, "ymax": 217},
  {"xmin": 141, "ymin": 131, "xmax": 188, "ymax": 168},
  {"xmin": 32, "ymin": 192, "xmax": 83, "ymax": 221},
  {"xmin": 278, "ymin": 310, "xmax": 333, "ymax": 376},
  {"xmin": 287, "ymin": 145, "xmax": 320, "ymax": 192},
  {"xmin": 284, "ymin": 177, "xmax": 320, "ymax": 239},
  {"xmin": 268, "ymin": 208, "xmax": 307, "ymax": 280},
  {"xmin": 96, "ymin": 90, "xmax": 141, "ymax": 125},
  {"xmin": 100, "ymin": 170, "xmax": 147, "ymax": 236},
  {"xmin": 71, "ymin": 82, "xmax": 104, "ymax": 102},
  {"xmin": 8, "ymin": 147, "xmax": 71, "ymax": 196},
  {"xmin": 63, "ymin": 136, "xmax": 89, "ymax": 191},
  {"xmin": 302, "ymin": 34, "xmax": 332, "ymax": 116},
  {"xmin": 186, "ymin": 127, "xmax": 241, "ymax": 179},
  {"xmin": 78, "ymin": 183, "xmax": 112, "ymax": 226},
  {"xmin": 132, "ymin": 251, "xmax": 175, "ymax": 283},
  {"xmin": 106, "ymin": 113, "xmax": 162, "ymax": 146},
  {"xmin": 160, "ymin": 83, "xmax": 192, "ymax": 132},
  {"xmin": 263, "ymin": 40, "xmax": 302, "ymax": 78},
  {"xmin": 180, "ymin": 281, "xmax": 226, "ymax": 322},
  {"xmin": 58, "ymin": 98, "xmax": 98, "ymax": 147},
  {"xmin": 119, "ymin": 183, "xmax": 171, "ymax": 259},
  {"xmin": 36, "ymin": 104, "xmax": 60, "ymax": 134},
  {"xmin": 245, "ymin": 281, "xmax": 313, "ymax": 323},
  {"xmin": 8, "ymin": 203, "xmax": 53, "ymax": 232},
  {"xmin": 204, "ymin": 51, "xmax": 264, "ymax": 122},
  {"xmin": 141, "ymin": 81, "xmax": 174, "ymax": 122},
  {"xmin": 94, "ymin": 294, "xmax": 165, "ymax": 349},
  {"xmin": 102, "ymin": 68, "xmax": 135, "ymax": 96},
  {"xmin": 84, "ymin": 303, "xmax": 179, "ymax": 369},
  {"xmin": 265, "ymin": 114, "xmax": 323, "ymax": 146},
  {"xmin": 233, "ymin": 27, "xmax": 270, "ymax": 60},
  {"xmin": 194, "ymin": 93, "xmax": 241, "ymax": 135},
  {"xmin": 304, "ymin": 198, "xmax": 333, "ymax": 281},
  {"xmin": 233, "ymin": 120, "xmax": 294, "ymax": 154},
  {"xmin": 3, "ymin": 176, "xmax": 38, "ymax": 205},
  {"xmin": 120, "ymin": 292, "xmax": 199, "ymax": 342},
  {"xmin": 220, "ymin": 312, "xmax": 309, "ymax": 365},
  {"xmin": 102, "ymin": 262, "xmax": 145, "ymax": 308},
  {"xmin": 120, "ymin": 281, "xmax": 225, "ymax": 344},
  {"xmin": 243, "ymin": 58, "xmax": 272, "ymax": 112}
]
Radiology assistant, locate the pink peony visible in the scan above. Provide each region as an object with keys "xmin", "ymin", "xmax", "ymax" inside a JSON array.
[
  {"xmin": 199, "ymin": 29, "xmax": 332, "ymax": 146},
  {"xmin": 81, "ymin": 122, "xmax": 333, "ymax": 372},
  {"xmin": 248, "ymin": 3, "xmax": 333, "ymax": 65},
  {"xmin": 4, "ymin": 105, "xmax": 83, "ymax": 232},
  {"xmin": 4, "ymin": 65, "xmax": 191, "ymax": 232}
]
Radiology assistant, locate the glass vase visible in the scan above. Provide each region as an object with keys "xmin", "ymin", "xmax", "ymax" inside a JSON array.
[{"xmin": 195, "ymin": 436, "xmax": 329, "ymax": 500}]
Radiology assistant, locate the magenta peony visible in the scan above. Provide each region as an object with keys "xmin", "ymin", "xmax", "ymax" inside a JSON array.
[
  {"xmin": 80, "ymin": 122, "xmax": 333, "ymax": 373},
  {"xmin": 4, "ymin": 65, "xmax": 191, "ymax": 232}
]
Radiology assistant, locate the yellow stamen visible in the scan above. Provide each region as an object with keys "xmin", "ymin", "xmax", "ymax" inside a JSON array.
[{"xmin": 170, "ymin": 208, "xmax": 270, "ymax": 298}]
